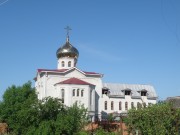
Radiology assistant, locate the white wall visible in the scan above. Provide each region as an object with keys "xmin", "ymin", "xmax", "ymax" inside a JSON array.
[{"xmin": 100, "ymin": 94, "xmax": 156, "ymax": 114}]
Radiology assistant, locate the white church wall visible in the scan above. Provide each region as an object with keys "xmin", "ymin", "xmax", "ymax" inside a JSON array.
[
  {"xmin": 59, "ymin": 68, "xmax": 103, "ymax": 114},
  {"xmin": 100, "ymin": 94, "xmax": 155, "ymax": 114},
  {"xmin": 46, "ymin": 75, "xmax": 63, "ymax": 98},
  {"xmin": 71, "ymin": 85, "xmax": 89, "ymax": 108},
  {"xmin": 35, "ymin": 74, "xmax": 46, "ymax": 100},
  {"xmin": 80, "ymin": 77, "xmax": 103, "ymax": 114},
  {"xmin": 146, "ymin": 98, "xmax": 157, "ymax": 104},
  {"xmin": 35, "ymin": 70, "xmax": 157, "ymax": 117},
  {"xmin": 36, "ymin": 70, "xmax": 100, "ymax": 113},
  {"xmin": 82, "ymin": 77, "xmax": 103, "ymax": 97},
  {"xmin": 65, "ymin": 69, "xmax": 86, "ymax": 78},
  {"xmin": 88, "ymin": 88, "xmax": 96, "ymax": 112},
  {"xmin": 140, "ymin": 96, "xmax": 157, "ymax": 105},
  {"xmin": 55, "ymin": 84, "xmax": 91, "ymax": 109}
]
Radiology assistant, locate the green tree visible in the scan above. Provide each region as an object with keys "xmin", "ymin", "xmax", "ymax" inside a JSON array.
[
  {"xmin": 124, "ymin": 102, "xmax": 180, "ymax": 135},
  {"xmin": 26, "ymin": 97, "xmax": 65, "ymax": 135},
  {"xmin": 55, "ymin": 102, "xmax": 87, "ymax": 135},
  {"xmin": 0, "ymin": 81, "xmax": 37, "ymax": 134},
  {"xmin": 0, "ymin": 82, "xmax": 88, "ymax": 135}
]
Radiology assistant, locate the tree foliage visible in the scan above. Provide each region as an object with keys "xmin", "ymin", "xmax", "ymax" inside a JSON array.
[
  {"xmin": 124, "ymin": 102, "xmax": 180, "ymax": 135},
  {"xmin": 0, "ymin": 81, "xmax": 37, "ymax": 134},
  {"xmin": 0, "ymin": 82, "xmax": 88, "ymax": 135}
]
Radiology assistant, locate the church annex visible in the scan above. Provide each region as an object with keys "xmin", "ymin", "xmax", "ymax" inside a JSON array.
[{"xmin": 34, "ymin": 27, "xmax": 157, "ymax": 120}]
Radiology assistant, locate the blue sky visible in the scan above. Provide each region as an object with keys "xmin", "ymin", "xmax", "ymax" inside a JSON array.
[{"xmin": 0, "ymin": 0, "xmax": 180, "ymax": 100}]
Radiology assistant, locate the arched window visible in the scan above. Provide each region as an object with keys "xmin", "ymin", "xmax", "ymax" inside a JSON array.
[
  {"xmin": 125, "ymin": 102, "xmax": 128, "ymax": 110},
  {"xmin": 105, "ymin": 101, "xmax": 107, "ymax": 110},
  {"xmin": 81, "ymin": 90, "xmax": 84, "ymax": 97},
  {"xmin": 90, "ymin": 90, "xmax": 93, "ymax": 105},
  {"xmin": 119, "ymin": 102, "xmax": 122, "ymax": 110},
  {"xmin": 61, "ymin": 89, "xmax": 65, "ymax": 103},
  {"xmin": 143, "ymin": 102, "xmax": 146, "ymax": 108},
  {"xmin": 68, "ymin": 61, "xmax": 71, "ymax": 67},
  {"xmin": 61, "ymin": 61, "xmax": 65, "ymax": 67},
  {"xmin": 77, "ymin": 89, "xmax": 79, "ymax": 97},
  {"xmin": 131, "ymin": 102, "xmax": 134, "ymax": 109},
  {"xmin": 111, "ymin": 101, "xmax": 114, "ymax": 110},
  {"xmin": 137, "ymin": 102, "xmax": 142, "ymax": 109},
  {"xmin": 72, "ymin": 89, "xmax": 75, "ymax": 96}
]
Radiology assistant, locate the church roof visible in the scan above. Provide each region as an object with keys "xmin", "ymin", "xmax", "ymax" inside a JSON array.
[
  {"xmin": 56, "ymin": 39, "xmax": 79, "ymax": 58},
  {"xmin": 37, "ymin": 68, "xmax": 102, "ymax": 76},
  {"xmin": 103, "ymin": 83, "xmax": 157, "ymax": 99},
  {"xmin": 38, "ymin": 69, "xmax": 68, "ymax": 73},
  {"xmin": 55, "ymin": 77, "xmax": 95, "ymax": 86}
]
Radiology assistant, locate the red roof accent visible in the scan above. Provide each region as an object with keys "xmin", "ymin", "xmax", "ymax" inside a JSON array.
[
  {"xmin": 55, "ymin": 77, "xmax": 95, "ymax": 86},
  {"xmin": 37, "ymin": 68, "xmax": 101, "ymax": 75},
  {"xmin": 83, "ymin": 71, "xmax": 99, "ymax": 75},
  {"xmin": 37, "ymin": 69, "xmax": 68, "ymax": 73}
]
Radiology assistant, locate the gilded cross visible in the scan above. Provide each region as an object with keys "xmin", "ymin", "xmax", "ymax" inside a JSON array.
[{"xmin": 64, "ymin": 26, "xmax": 72, "ymax": 37}]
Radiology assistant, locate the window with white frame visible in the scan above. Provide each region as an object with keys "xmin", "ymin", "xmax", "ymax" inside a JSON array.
[
  {"xmin": 77, "ymin": 89, "xmax": 79, "ymax": 97},
  {"xmin": 131, "ymin": 102, "xmax": 134, "ymax": 109},
  {"xmin": 125, "ymin": 102, "xmax": 128, "ymax": 110},
  {"xmin": 111, "ymin": 101, "xmax": 114, "ymax": 110},
  {"xmin": 61, "ymin": 61, "xmax": 65, "ymax": 67},
  {"xmin": 68, "ymin": 61, "xmax": 71, "ymax": 67},
  {"xmin": 119, "ymin": 101, "xmax": 122, "ymax": 110},
  {"xmin": 137, "ymin": 102, "xmax": 142, "ymax": 108},
  {"xmin": 105, "ymin": 101, "xmax": 107, "ymax": 110},
  {"xmin": 72, "ymin": 89, "xmax": 75, "ymax": 96},
  {"xmin": 81, "ymin": 90, "xmax": 84, "ymax": 97},
  {"xmin": 61, "ymin": 89, "xmax": 65, "ymax": 103}
]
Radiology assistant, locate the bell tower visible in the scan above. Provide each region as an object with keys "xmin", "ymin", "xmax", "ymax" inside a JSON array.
[{"xmin": 56, "ymin": 26, "xmax": 79, "ymax": 69}]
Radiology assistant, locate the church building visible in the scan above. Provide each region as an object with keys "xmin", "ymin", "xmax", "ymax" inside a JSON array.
[{"xmin": 34, "ymin": 27, "xmax": 157, "ymax": 120}]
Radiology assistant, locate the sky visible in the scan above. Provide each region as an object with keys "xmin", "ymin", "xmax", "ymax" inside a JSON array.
[{"xmin": 0, "ymin": 0, "xmax": 180, "ymax": 100}]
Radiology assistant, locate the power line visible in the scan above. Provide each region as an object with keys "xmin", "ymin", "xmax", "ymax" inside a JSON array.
[
  {"xmin": 160, "ymin": 0, "xmax": 180, "ymax": 45},
  {"xmin": 0, "ymin": 0, "xmax": 9, "ymax": 6}
]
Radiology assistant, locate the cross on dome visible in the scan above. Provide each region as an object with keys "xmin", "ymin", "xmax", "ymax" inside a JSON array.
[
  {"xmin": 64, "ymin": 26, "xmax": 72, "ymax": 42},
  {"xmin": 56, "ymin": 26, "xmax": 79, "ymax": 60}
]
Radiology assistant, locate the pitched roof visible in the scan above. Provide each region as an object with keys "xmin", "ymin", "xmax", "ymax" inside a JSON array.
[
  {"xmin": 55, "ymin": 77, "xmax": 95, "ymax": 86},
  {"xmin": 103, "ymin": 83, "xmax": 157, "ymax": 99},
  {"xmin": 37, "ymin": 68, "xmax": 102, "ymax": 75},
  {"xmin": 37, "ymin": 69, "xmax": 68, "ymax": 73},
  {"xmin": 83, "ymin": 71, "xmax": 100, "ymax": 75}
]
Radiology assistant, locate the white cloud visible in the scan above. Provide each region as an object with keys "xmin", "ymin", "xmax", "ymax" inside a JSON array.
[{"xmin": 78, "ymin": 43, "xmax": 123, "ymax": 62}]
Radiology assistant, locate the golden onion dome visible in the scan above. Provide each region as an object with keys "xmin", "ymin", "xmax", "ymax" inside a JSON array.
[{"xmin": 56, "ymin": 37, "xmax": 79, "ymax": 58}]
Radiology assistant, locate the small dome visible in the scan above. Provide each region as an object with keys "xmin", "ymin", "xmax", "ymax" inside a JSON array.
[{"xmin": 56, "ymin": 38, "xmax": 79, "ymax": 58}]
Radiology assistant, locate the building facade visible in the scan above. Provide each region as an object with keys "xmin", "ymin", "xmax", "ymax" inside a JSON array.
[{"xmin": 34, "ymin": 31, "xmax": 157, "ymax": 120}]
